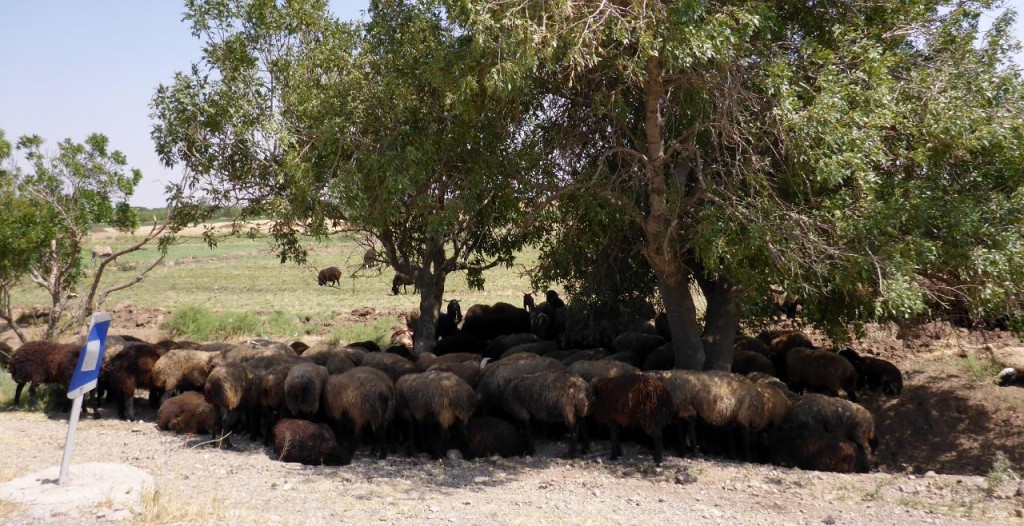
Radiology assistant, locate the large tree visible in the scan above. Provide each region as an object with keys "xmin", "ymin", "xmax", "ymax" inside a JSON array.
[
  {"xmin": 151, "ymin": 0, "xmax": 542, "ymax": 354},
  {"xmin": 0, "ymin": 131, "xmax": 168, "ymax": 341},
  {"xmin": 454, "ymin": 1, "xmax": 1024, "ymax": 369}
]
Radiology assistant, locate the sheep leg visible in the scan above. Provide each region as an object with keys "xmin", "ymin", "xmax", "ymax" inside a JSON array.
[
  {"xmin": 123, "ymin": 393, "xmax": 136, "ymax": 421},
  {"xmin": 608, "ymin": 423, "xmax": 622, "ymax": 460},
  {"xmin": 148, "ymin": 388, "xmax": 163, "ymax": 410},
  {"xmin": 375, "ymin": 425, "xmax": 388, "ymax": 460},
  {"xmin": 13, "ymin": 382, "xmax": 26, "ymax": 408},
  {"xmin": 741, "ymin": 428, "xmax": 753, "ymax": 462},
  {"xmin": 27, "ymin": 383, "xmax": 38, "ymax": 408},
  {"xmin": 436, "ymin": 424, "xmax": 450, "ymax": 459},
  {"xmin": 521, "ymin": 419, "xmax": 536, "ymax": 456},
  {"xmin": 579, "ymin": 419, "xmax": 591, "ymax": 455},
  {"xmin": 652, "ymin": 428, "xmax": 665, "ymax": 464}
]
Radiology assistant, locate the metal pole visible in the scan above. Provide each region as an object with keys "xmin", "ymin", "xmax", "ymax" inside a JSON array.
[{"xmin": 58, "ymin": 395, "xmax": 84, "ymax": 486}]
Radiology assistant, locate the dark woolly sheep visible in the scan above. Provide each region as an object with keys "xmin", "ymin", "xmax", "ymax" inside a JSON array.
[
  {"xmin": 303, "ymin": 343, "xmax": 366, "ymax": 367},
  {"xmin": 437, "ymin": 299, "xmax": 463, "ymax": 339},
  {"xmin": 591, "ymin": 373, "xmax": 674, "ymax": 463},
  {"xmin": 523, "ymin": 293, "xmax": 536, "ymax": 312},
  {"xmin": 837, "ymin": 348, "xmax": 903, "ymax": 395},
  {"xmin": 157, "ymin": 391, "xmax": 216, "ymax": 435},
  {"xmin": 731, "ymin": 350, "xmax": 776, "ymax": 378},
  {"xmin": 323, "ymin": 355, "xmax": 356, "ymax": 376},
  {"xmin": 546, "ymin": 350, "xmax": 573, "ymax": 362},
  {"xmin": 9, "ymin": 341, "xmax": 81, "ymax": 409},
  {"xmin": 767, "ymin": 429, "xmax": 870, "ymax": 473},
  {"xmin": 348, "ymin": 340, "xmax": 382, "ymax": 353},
  {"xmin": 567, "ymin": 360, "xmax": 640, "ymax": 386},
  {"xmin": 544, "ymin": 290, "xmax": 567, "ymax": 310},
  {"xmin": 362, "ymin": 247, "xmax": 379, "ymax": 269},
  {"xmin": 654, "ymin": 312, "xmax": 671, "ymax": 342},
  {"xmin": 461, "ymin": 302, "xmax": 531, "ymax": 341},
  {"xmin": 611, "ymin": 332, "xmax": 665, "ymax": 362},
  {"xmin": 434, "ymin": 333, "xmax": 483, "ymax": 357},
  {"xmin": 500, "ymin": 370, "xmax": 593, "ymax": 457},
  {"xmin": 153, "ymin": 349, "xmax": 218, "ymax": 404},
  {"xmin": 396, "ymin": 370, "xmax": 478, "ymax": 457},
  {"xmin": 641, "ymin": 343, "xmax": 674, "ymax": 371},
  {"xmin": 204, "ymin": 361, "xmax": 261, "ymax": 445},
  {"xmin": 102, "ymin": 342, "xmax": 166, "ymax": 420},
  {"xmin": 734, "ymin": 335, "xmax": 770, "ymax": 357},
  {"xmin": 781, "ymin": 393, "xmax": 877, "ymax": 461},
  {"xmin": 529, "ymin": 309, "xmax": 551, "ymax": 340},
  {"xmin": 416, "ymin": 352, "xmax": 482, "ymax": 371},
  {"xmin": 605, "ymin": 351, "xmax": 640, "ymax": 366},
  {"xmin": 273, "ymin": 418, "xmax": 351, "ymax": 466},
  {"xmin": 361, "ymin": 352, "xmax": 418, "ymax": 381},
  {"xmin": 477, "ymin": 355, "xmax": 564, "ymax": 409},
  {"xmin": 391, "ymin": 272, "xmax": 417, "ymax": 295},
  {"xmin": 258, "ymin": 362, "xmax": 297, "ymax": 445},
  {"xmin": 483, "ymin": 333, "xmax": 539, "ymax": 360},
  {"xmin": 650, "ymin": 370, "xmax": 702, "ymax": 454},
  {"xmin": 322, "ymin": 367, "xmax": 395, "ymax": 459},
  {"xmin": 500, "ymin": 341, "xmax": 560, "ymax": 360},
  {"xmin": 318, "ymin": 266, "xmax": 342, "ymax": 287},
  {"xmin": 763, "ymin": 331, "xmax": 815, "ymax": 369},
  {"xmin": 0, "ymin": 341, "xmax": 13, "ymax": 370},
  {"xmin": 995, "ymin": 367, "xmax": 1024, "ymax": 387},
  {"xmin": 427, "ymin": 361, "xmax": 483, "ymax": 388},
  {"xmin": 464, "ymin": 416, "xmax": 527, "ymax": 459},
  {"xmin": 561, "ymin": 349, "xmax": 610, "ymax": 366},
  {"xmin": 284, "ymin": 362, "xmax": 329, "ymax": 419},
  {"xmin": 785, "ymin": 347, "xmax": 858, "ymax": 402},
  {"xmin": 290, "ymin": 341, "xmax": 310, "ymax": 355}
]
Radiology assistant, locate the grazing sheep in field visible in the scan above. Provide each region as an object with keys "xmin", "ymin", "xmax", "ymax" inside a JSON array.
[
  {"xmin": 567, "ymin": 360, "xmax": 640, "ymax": 386},
  {"xmin": 464, "ymin": 416, "xmax": 527, "ymax": 459},
  {"xmin": 391, "ymin": 272, "xmax": 417, "ymax": 295},
  {"xmin": 361, "ymin": 352, "xmax": 418, "ymax": 381},
  {"xmin": 91, "ymin": 245, "xmax": 114, "ymax": 266},
  {"xmin": 591, "ymin": 374, "xmax": 674, "ymax": 463},
  {"xmin": 318, "ymin": 266, "xmax": 342, "ymax": 287},
  {"xmin": 785, "ymin": 347, "xmax": 858, "ymax": 402},
  {"xmin": 731, "ymin": 350, "xmax": 776, "ymax": 377},
  {"xmin": 9, "ymin": 341, "xmax": 81, "ymax": 409},
  {"xmin": 362, "ymin": 247, "xmax": 379, "ymax": 269},
  {"xmin": 102, "ymin": 342, "xmax": 166, "ymax": 420},
  {"xmin": 477, "ymin": 355, "xmax": 564, "ymax": 409},
  {"xmin": 837, "ymin": 348, "xmax": 903, "ymax": 395},
  {"xmin": 767, "ymin": 429, "xmax": 869, "ymax": 473},
  {"xmin": 273, "ymin": 418, "xmax": 351, "ymax": 466},
  {"xmin": 204, "ymin": 361, "xmax": 260, "ymax": 446},
  {"xmin": 157, "ymin": 391, "xmax": 216, "ymax": 435},
  {"xmin": 284, "ymin": 362, "xmax": 329, "ymax": 419},
  {"xmin": 322, "ymin": 367, "xmax": 395, "ymax": 459},
  {"xmin": 396, "ymin": 371, "xmax": 478, "ymax": 457},
  {"xmin": 501, "ymin": 370, "xmax": 593, "ymax": 457},
  {"xmin": 781, "ymin": 393, "xmax": 877, "ymax": 461},
  {"xmin": 995, "ymin": 367, "xmax": 1024, "ymax": 387}
]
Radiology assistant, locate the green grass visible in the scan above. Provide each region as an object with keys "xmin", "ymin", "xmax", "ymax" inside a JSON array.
[
  {"xmin": 7, "ymin": 223, "xmax": 544, "ymax": 342},
  {"xmin": 325, "ymin": 318, "xmax": 397, "ymax": 347},
  {"xmin": 947, "ymin": 353, "xmax": 1005, "ymax": 381}
]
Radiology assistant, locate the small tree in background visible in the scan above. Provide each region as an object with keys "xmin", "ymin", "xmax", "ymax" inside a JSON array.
[{"xmin": 0, "ymin": 130, "xmax": 170, "ymax": 341}]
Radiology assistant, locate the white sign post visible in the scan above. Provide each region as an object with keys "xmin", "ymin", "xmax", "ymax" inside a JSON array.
[{"xmin": 58, "ymin": 312, "xmax": 112, "ymax": 486}]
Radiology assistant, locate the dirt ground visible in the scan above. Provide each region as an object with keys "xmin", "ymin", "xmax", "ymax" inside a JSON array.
[{"xmin": 2, "ymin": 309, "xmax": 1024, "ymax": 524}]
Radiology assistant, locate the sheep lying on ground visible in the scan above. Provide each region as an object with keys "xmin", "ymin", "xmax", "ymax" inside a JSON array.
[
  {"xmin": 767, "ymin": 428, "xmax": 870, "ymax": 473},
  {"xmin": 157, "ymin": 391, "xmax": 216, "ymax": 435},
  {"xmin": 785, "ymin": 347, "xmax": 858, "ymax": 402},
  {"xmin": 9, "ymin": 341, "xmax": 81, "ymax": 409},
  {"xmin": 395, "ymin": 370, "xmax": 478, "ymax": 457},
  {"xmin": 500, "ymin": 370, "xmax": 592, "ymax": 457},
  {"xmin": 464, "ymin": 416, "xmax": 527, "ymax": 459},
  {"xmin": 781, "ymin": 393, "xmax": 877, "ymax": 462},
  {"xmin": 322, "ymin": 367, "xmax": 395, "ymax": 459},
  {"xmin": 837, "ymin": 348, "xmax": 903, "ymax": 395},
  {"xmin": 273, "ymin": 418, "xmax": 351, "ymax": 466},
  {"xmin": 318, "ymin": 266, "xmax": 342, "ymax": 287},
  {"xmin": 591, "ymin": 373, "xmax": 673, "ymax": 463},
  {"xmin": 995, "ymin": 367, "xmax": 1024, "ymax": 387}
]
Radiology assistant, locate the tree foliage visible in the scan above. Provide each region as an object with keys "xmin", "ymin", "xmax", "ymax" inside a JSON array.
[
  {"xmin": 0, "ymin": 130, "xmax": 166, "ymax": 341},
  {"xmin": 454, "ymin": 0, "xmax": 1024, "ymax": 367}
]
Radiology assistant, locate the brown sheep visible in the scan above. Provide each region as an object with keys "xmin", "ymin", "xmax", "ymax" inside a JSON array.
[
  {"xmin": 837, "ymin": 348, "xmax": 903, "ymax": 395},
  {"xmin": 273, "ymin": 418, "xmax": 351, "ymax": 466},
  {"xmin": 284, "ymin": 362, "xmax": 329, "ymax": 419},
  {"xmin": 476, "ymin": 355, "xmax": 564, "ymax": 409},
  {"xmin": 464, "ymin": 416, "xmax": 527, "ymax": 459},
  {"xmin": 258, "ymin": 362, "xmax": 297, "ymax": 445},
  {"xmin": 566, "ymin": 360, "xmax": 640, "ymax": 386},
  {"xmin": 318, "ymin": 266, "xmax": 342, "ymax": 287},
  {"xmin": 204, "ymin": 361, "xmax": 260, "ymax": 446},
  {"xmin": 591, "ymin": 373, "xmax": 674, "ymax": 463},
  {"xmin": 500, "ymin": 370, "xmax": 593, "ymax": 457},
  {"xmin": 734, "ymin": 334, "xmax": 769, "ymax": 356},
  {"xmin": 767, "ymin": 429, "xmax": 870, "ymax": 473},
  {"xmin": 395, "ymin": 371, "xmax": 478, "ymax": 457},
  {"xmin": 9, "ymin": 341, "xmax": 81, "ymax": 409},
  {"xmin": 785, "ymin": 347, "xmax": 858, "ymax": 402},
  {"xmin": 157, "ymin": 391, "xmax": 216, "ymax": 435},
  {"xmin": 650, "ymin": 369, "xmax": 702, "ymax": 455},
  {"xmin": 152, "ymin": 349, "xmax": 217, "ymax": 403},
  {"xmin": 102, "ymin": 342, "xmax": 166, "ymax": 420},
  {"xmin": 781, "ymin": 393, "xmax": 878, "ymax": 462},
  {"xmin": 360, "ymin": 352, "xmax": 418, "ymax": 381},
  {"xmin": 322, "ymin": 367, "xmax": 395, "ymax": 459},
  {"xmin": 303, "ymin": 343, "xmax": 366, "ymax": 367},
  {"xmin": 731, "ymin": 350, "xmax": 776, "ymax": 377},
  {"xmin": 483, "ymin": 333, "xmax": 539, "ymax": 360},
  {"xmin": 427, "ymin": 361, "xmax": 483, "ymax": 388}
]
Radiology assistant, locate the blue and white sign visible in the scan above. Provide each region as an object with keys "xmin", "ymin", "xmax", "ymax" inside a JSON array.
[{"xmin": 67, "ymin": 312, "xmax": 112, "ymax": 399}]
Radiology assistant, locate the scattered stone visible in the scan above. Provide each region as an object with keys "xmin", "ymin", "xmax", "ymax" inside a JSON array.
[{"xmin": 822, "ymin": 515, "xmax": 836, "ymax": 525}]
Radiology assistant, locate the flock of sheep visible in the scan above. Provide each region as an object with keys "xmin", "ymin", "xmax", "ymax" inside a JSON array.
[{"xmin": 0, "ymin": 289, "xmax": 916, "ymax": 475}]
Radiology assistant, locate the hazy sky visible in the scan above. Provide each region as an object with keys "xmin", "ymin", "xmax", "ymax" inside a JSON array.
[{"xmin": 1, "ymin": 1, "xmax": 1022, "ymax": 207}]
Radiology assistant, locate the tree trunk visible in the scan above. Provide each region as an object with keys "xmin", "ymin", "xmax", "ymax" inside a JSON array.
[
  {"xmin": 412, "ymin": 238, "xmax": 447, "ymax": 357},
  {"xmin": 700, "ymin": 276, "xmax": 740, "ymax": 371},
  {"xmin": 655, "ymin": 274, "xmax": 705, "ymax": 370}
]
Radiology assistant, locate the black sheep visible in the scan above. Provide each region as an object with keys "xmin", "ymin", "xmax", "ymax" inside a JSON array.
[
  {"xmin": 317, "ymin": 266, "xmax": 342, "ymax": 287},
  {"xmin": 464, "ymin": 416, "xmax": 527, "ymax": 459},
  {"xmin": 837, "ymin": 348, "xmax": 903, "ymax": 396},
  {"xmin": 273, "ymin": 418, "xmax": 351, "ymax": 466},
  {"xmin": 591, "ymin": 373, "xmax": 674, "ymax": 463},
  {"xmin": 9, "ymin": 341, "xmax": 81, "ymax": 409}
]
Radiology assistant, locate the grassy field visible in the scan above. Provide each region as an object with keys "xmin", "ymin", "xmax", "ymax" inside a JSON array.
[{"xmin": 7, "ymin": 225, "xmax": 542, "ymax": 337}]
